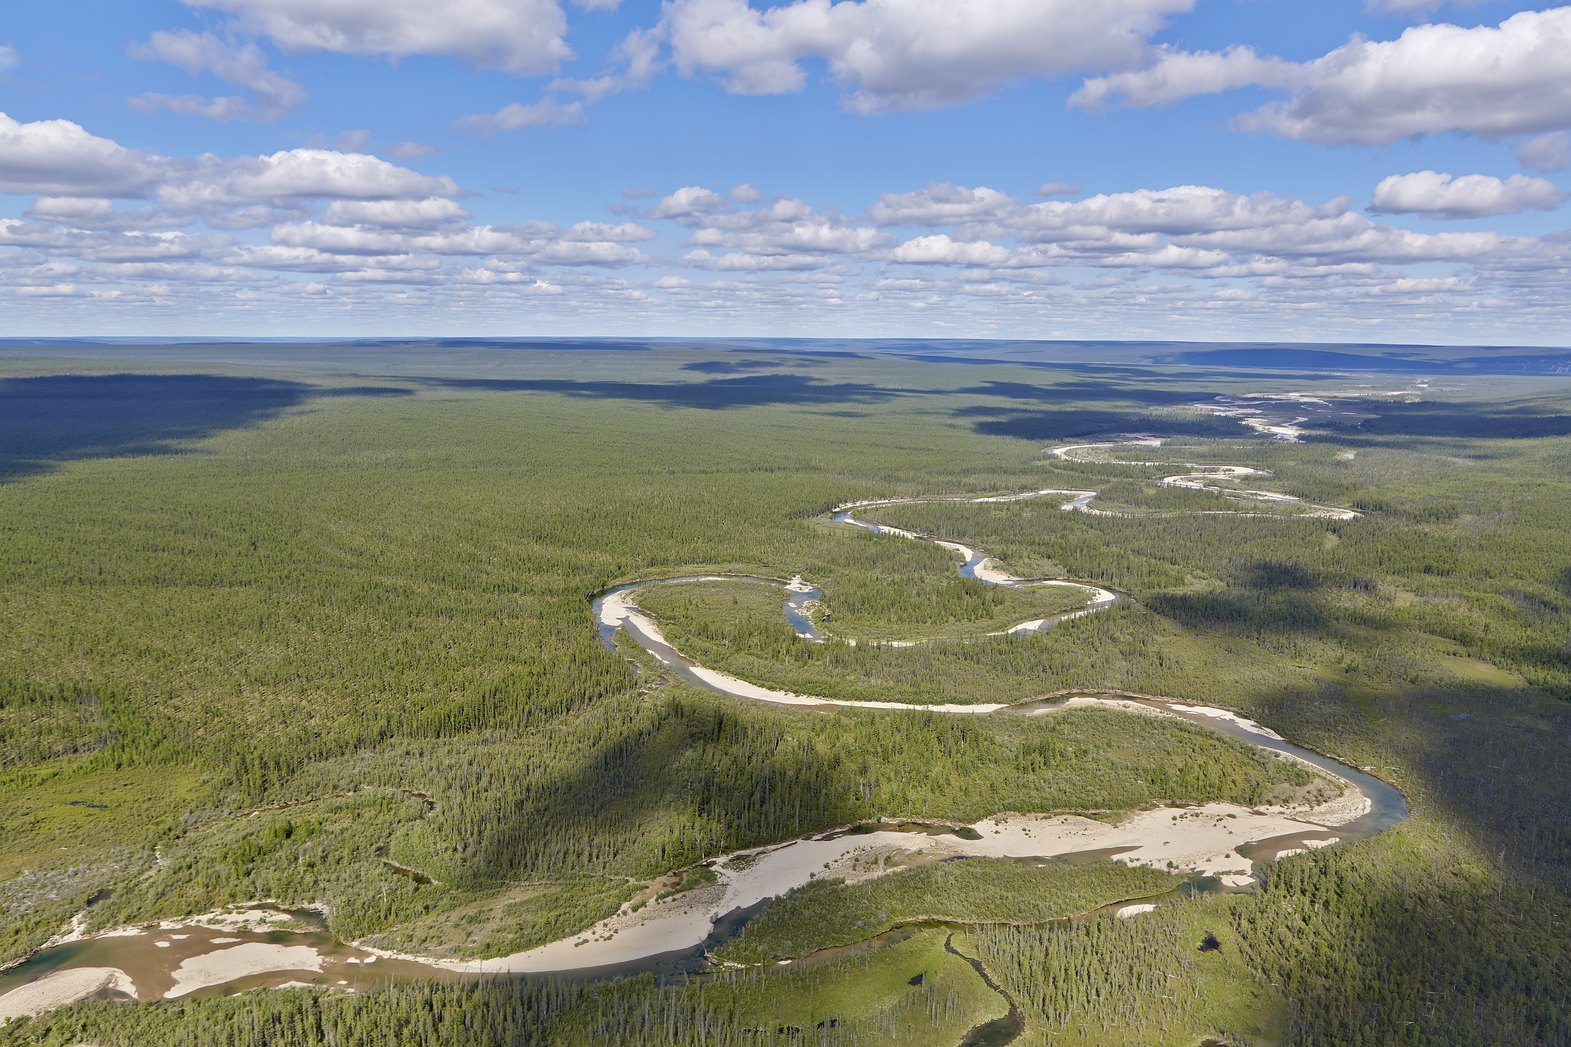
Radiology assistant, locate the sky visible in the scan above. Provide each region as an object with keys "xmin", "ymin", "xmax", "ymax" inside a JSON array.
[{"xmin": 1, "ymin": 0, "xmax": 1569, "ymax": 343}]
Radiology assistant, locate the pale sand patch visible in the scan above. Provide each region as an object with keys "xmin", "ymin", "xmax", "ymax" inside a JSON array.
[
  {"xmin": 1269, "ymin": 784, "xmax": 1370, "ymax": 827},
  {"xmin": 0, "ymin": 967, "xmax": 135, "ymax": 1021},
  {"xmin": 1219, "ymin": 874, "xmax": 1256, "ymax": 887},
  {"xmin": 164, "ymin": 944, "xmax": 324, "ymax": 999},
  {"xmin": 1165, "ymin": 703, "xmax": 1287, "ymax": 741},
  {"xmin": 1115, "ymin": 904, "xmax": 1157, "ymax": 918},
  {"xmin": 366, "ymin": 799, "xmax": 1341, "ymax": 975}
]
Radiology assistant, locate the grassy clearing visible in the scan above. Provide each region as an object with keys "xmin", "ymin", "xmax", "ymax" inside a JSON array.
[
  {"xmin": 716, "ymin": 856, "xmax": 1180, "ymax": 963},
  {"xmin": 552, "ymin": 927, "xmax": 1008, "ymax": 1046}
]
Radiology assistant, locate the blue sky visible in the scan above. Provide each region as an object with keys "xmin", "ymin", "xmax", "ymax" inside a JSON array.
[{"xmin": 1, "ymin": 0, "xmax": 1568, "ymax": 342}]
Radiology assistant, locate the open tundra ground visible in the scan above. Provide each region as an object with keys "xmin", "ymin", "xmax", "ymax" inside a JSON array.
[{"xmin": 1, "ymin": 341, "xmax": 1569, "ymax": 1046}]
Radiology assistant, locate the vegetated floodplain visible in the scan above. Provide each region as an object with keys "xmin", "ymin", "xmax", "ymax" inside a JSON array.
[
  {"xmin": 1, "ymin": 342, "xmax": 1569, "ymax": 1046},
  {"xmin": 716, "ymin": 856, "xmax": 1181, "ymax": 964}
]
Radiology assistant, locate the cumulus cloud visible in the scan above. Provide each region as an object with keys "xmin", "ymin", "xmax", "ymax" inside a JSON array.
[
  {"xmin": 891, "ymin": 234, "xmax": 1012, "ymax": 266},
  {"xmin": 0, "ymin": 113, "xmax": 462, "ymax": 213},
  {"xmin": 653, "ymin": 185, "xmax": 732, "ymax": 220},
  {"xmin": 269, "ymin": 218, "xmax": 650, "ymax": 266},
  {"xmin": 129, "ymin": 30, "xmax": 305, "ymax": 120},
  {"xmin": 871, "ymin": 183, "xmax": 1016, "ymax": 225},
  {"xmin": 661, "ymin": 0, "xmax": 1193, "ymax": 112},
  {"xmin": 1072, "ymin": 46, "xmax": 1300, "ymax": 109},
  {"xmin": 671, "ymin": 192, "xmax": 887, "ymax": 270},
  {"xmin": 211, "ymin": 149, "xmax": 459, "ymax": 202},
  {"xmin": 1237, "ymin": 8, "xmax": 1571, "ymax": 145},
  {"xmin": 0, "ymin": 113, "xmax": 161, "ymax": 197},
  {"xmin": 183, "ymin": 0, "xmax": 573, "ymax": 74},
  {"xmin": 1370, "ymin": 171, "xmax": 1567, "ymax": 218},
  {"xmin": 1011, "ymin": 185, "xmax": 1337, "ymax": 237},
  {"xmin": 1516, "ymin": 132, "xmax": 1571, "ymax": 173},
  {"xmin": 1073, "ymin": 8, "xmax": 1571, "ymax": 147},
  {"xmin": 324, "ymin": 198, "xmax": 469, "ymax": 229},
  {"xmin": 684, "ymin": 248, "xmax": 830, "ymax": 271},
  {"xmin": 24, "ymin": 197, "xmax": 166, "ymax": 230}
]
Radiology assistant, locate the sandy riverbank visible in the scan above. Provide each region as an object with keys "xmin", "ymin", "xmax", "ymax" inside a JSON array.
[{"xmin": 0, "ymin": 967, "xmax": 135, "ymax": 1022}]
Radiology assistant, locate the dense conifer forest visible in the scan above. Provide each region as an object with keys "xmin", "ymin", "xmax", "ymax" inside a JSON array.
[{"xmin": 2, "ymin": 342, "xmax": 1568, "ymax": 1044}]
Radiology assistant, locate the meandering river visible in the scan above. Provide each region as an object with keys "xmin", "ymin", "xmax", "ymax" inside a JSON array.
[{"xmin": 0, "ymin": 435, "xmax": 1407, "ymax": 1026}]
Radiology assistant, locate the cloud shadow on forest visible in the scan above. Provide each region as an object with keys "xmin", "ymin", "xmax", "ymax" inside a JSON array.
[
  {"xmin": 1324, "ymin": 401, "xmax": 1571, "ymax": 441},
  {"xmin": 957, "ymin": 381, "xmax": 1217, "ymax": 407},
  {"xmin": 1243, "ymin": 676, "xmax": 1571, "ymax": 1043},
  {"xmin": 1146, "ymin": 560, "xmax": 1329, "ymax": 636},
  {"xmin": 426, "ymin": 374, "xmax": 907, "ymax": 410},
  {"xmin": 956, "ymin": 404, "xmax": 1243, "ymax": 442},
  {"xmin": 0, "ymin": 373, "xmax": 409, "ymax": 483}
]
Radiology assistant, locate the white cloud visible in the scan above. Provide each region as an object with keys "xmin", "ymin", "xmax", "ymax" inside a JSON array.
[
  {"xmin": 24, "ymin": 197, "xmax": 166, "ymax": 230},
  {"xmin": 26, "ymin": 198, "xmax": 117, "ymax": 223},
  {"xmin": 653, "ymin": 185, "xmax": 731, "ymax": 219},
  {"xmin": 891, "ymin": 234, "xmax": 1012, "ymax": 266},
  {"xmin": 1072, "ymin": 8, "xmax": 1571, "ymax": 147},
  {"xmin": 216, "ymin": 149, "xmax": 459, "ymax": 202},
  {"xmin": 1370, "ymin": 171, "xmax": 1567, "ymax": 218},
  {"xmin": 324, "ymin": 197, "xmax": 469, "ymax": 228},
  {"xmin": 269, "ymin": 218, "xmax": 650, "ymax": 267},
  {"xmin": 1516, "ymin": 132, "xmax": 1571, "ymax": 173},
  {"xmin": 1072, "ymin": 46, "xmax": 1300, "ymax": 109},
  {"xmin": 1238, "ymin": 8, "xmax": 1571, "ymax": 145},
  {"xmin": 661, "ymin": 0, "xmax": 1194, "ymax": 112},
  {"xmin": 228, "ymin": 244, "xmax": 440, "ymax": 273},
  {"xmin": 456, "ymin": 98, "xmax": 586, "ymax": 133},
  {"xmin": 0, "ymin": 44, "xmax": 19, "ymax": 70},
  {"xmin": 687, "ymin": 218, "xmax": 882, "ymax": 255},
  {"xmin": 0, "ymin": 113, "xmax": 160, "ymax": 197},
  {"xmin": 684, "ymin": 248, "xmax": 830, "ymax": 270},
  {"xmin": 1, "ymin": 111, "xmax": 463, "ymax": 217},
  {"xmin": 871, "ymin": 183, "xmax": 1016, "ymax": 225},
  {"xmin": 560, "ymin": 221, "xmax": 657, "ymax": 242},
  {"xmin": 184, "ymin": 0, "xmax": 573, "ymax": 74},
  {"xmin": 731, "ymin": 183, "xmax": 761, "ymax": 203},
  {"xmin": 1010, "ymin": 185, "xmax": 1336, "ymax": 238},
  {"xmin": 129, "ymin": 30, "xmax": 305, "ymax": 120}
]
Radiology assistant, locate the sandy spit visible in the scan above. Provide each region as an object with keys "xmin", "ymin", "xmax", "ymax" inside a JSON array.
[{"xmin": 0, "ymin": 967, "xmax": 135, "ymax": 1022}]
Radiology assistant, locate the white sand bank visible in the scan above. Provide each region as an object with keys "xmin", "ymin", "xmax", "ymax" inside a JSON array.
[
  {"xmin": 0, "ymin": 967, "xmax": 135, "ymax": 1021},
  {"xmin": 164, "ymin": 944, "xmax": 324, "ymax": 999}
]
